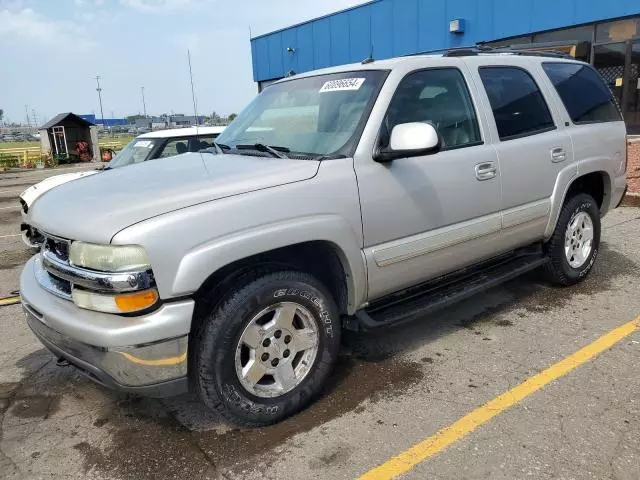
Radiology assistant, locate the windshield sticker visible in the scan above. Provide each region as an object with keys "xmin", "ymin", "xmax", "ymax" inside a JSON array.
[
  {"xmin": 319, "ymin": 78, "xmax": 365, "ymax": 93},
  {"xmin": 134, "ymin": 140, "xmax": 152, "ymax": 148}
]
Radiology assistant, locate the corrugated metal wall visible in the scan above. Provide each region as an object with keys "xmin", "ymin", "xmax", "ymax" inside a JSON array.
[{"xmin": 250, "ymin": 0, "xmax": 640, "ymax": 82}]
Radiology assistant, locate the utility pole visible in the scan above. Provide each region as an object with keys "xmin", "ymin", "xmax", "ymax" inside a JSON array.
[
  {"xmin": 187, "ymin": 50, "xmax": 199, "ymax": 126},
  {"xmin": 95, "ymin": 75, "xmax": 106, "ymax": 133},
  {"xmin": 24, "ymin": 105, "xmax": 31, "ymax": 129},
  {"xmin": 32, "ymin": 109, "xmax": 38, "ymax": 128},
  {"xmin": 141, "ymin": 86, "xmax": 147, "ymax": 118}
]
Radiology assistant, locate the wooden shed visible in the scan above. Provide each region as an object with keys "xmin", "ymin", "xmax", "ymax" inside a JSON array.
[{"xmin": 39, "ymin": 113, "xmax": 100, "ymax": 163}]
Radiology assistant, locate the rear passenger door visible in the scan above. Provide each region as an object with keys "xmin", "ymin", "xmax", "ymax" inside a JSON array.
[{"xmin": 469, "ymin": 59, "xmax": 574, "ymax": 246}]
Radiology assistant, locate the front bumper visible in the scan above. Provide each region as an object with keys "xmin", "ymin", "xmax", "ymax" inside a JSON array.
[
  {"xmin": 20, "ymin": 222, "xmax": 44, "ymax": 249},
  {"xmin": 20, "ymin": 256, "xmax": 194, "ymax": 397}
]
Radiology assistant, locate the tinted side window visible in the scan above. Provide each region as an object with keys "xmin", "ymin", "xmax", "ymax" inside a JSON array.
[
  {"xmin": 542, "ymin": 63, "xmax": 622, "ymax": 124},
  {"xmin": 196, "ymin": 135, "xmax": 219, "ymax": 150},
  {"xmin": 479, "ymin": 67, "xmax": 555, "ymax": 140},
  {"xmin": 156, "ymin": 135, "xmax": 220, "ymax": 158},
  {"xmin": 383, "ymin": 68, "xmax": 481, "ymax": 149}
]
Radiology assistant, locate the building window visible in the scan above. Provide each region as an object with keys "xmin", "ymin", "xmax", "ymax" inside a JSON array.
[
  {"xmin": 382, "ymin": 68, "xmax": 481, "ymax": 149},
  {"xmin": 479, "ymin": 67, "xmax": 555, "ymax": 141},
  {"xmin": 533, "ymin": 25, "xmax": 594, "ymax": 44},
  {"xmin": 627, "ymin": 40, "xmax": 640, "ymax": 131},
  {"xmin": 596, "ymin": 18, "xmax": 640, "ymax": 43},
  {"xmin": 593, "ymin": 42, "xmax": 627, "ymax": 109},
  {"xmin": 542, "ymin": 63, "xmax": 622, "ymax": 123},
  {"xmin": 485, "ymin": 35, "xmax": 532, "ymax": 48}
]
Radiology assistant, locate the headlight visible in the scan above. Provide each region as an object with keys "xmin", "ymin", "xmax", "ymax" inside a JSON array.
[
  {"xmin": 72, "ymin": 288, "xmax": 159, "ymax": 314},
  {"xmin": 69, "ymin": 242, "xmax": 151, "ymax": 272}
]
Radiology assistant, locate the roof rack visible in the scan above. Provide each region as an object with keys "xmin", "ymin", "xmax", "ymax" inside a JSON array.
[
  {"xmin": 402, "ymin": 45, "xmax": 491, "ymax": 58},
  {"xmin": 442, "ymin": 45, "xmax": 573, "ymax": 59}
]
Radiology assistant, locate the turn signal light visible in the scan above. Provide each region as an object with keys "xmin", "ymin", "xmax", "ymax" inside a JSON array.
[
  {"xmin": 114, "ymin": 289, "xmax": 159, "ymax": 313},
  {"xmin": 72, "ymin": 288, "xmax": 159, "ymax": 314}
]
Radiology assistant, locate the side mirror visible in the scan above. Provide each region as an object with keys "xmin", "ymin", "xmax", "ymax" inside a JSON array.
[{"xmin": 374, "ymin": 122, "xmax": 441, "ymax": 162}]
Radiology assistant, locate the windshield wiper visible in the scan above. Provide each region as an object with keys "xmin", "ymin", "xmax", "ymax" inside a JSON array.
[
  {"xmin": 200, "ymin": 142, "xmax": 231, "ymax": 155},
  {"xmin": 236, "ymin": 143, "xmax": 290, "ymax": 159},
  {"xmin": 210, "ymin": 142, "xmax": 230, "ymax": 154},
  {"xmin": 314, "ymin": 154, "xmax": 347, "ymax": 161}
]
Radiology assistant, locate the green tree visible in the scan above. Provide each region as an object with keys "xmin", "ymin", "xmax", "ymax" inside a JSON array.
[
  {"xmin": 228, "ymin": 113, "xmax": 237, "ymax": 122},
  {"xmin": 210, "ymin": 111, "xmax": 222, "ymax": 124},
  {"xmin": 0, "ymin": 109, "xmax": 3, "ymax": 123}
]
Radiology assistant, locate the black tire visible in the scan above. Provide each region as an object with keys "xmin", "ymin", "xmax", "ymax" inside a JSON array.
[
  {"xmin": 544, "ymin": 193, "xmax": 601, "ymax": 286},
  {"xmin": 192, "ymin": 270, "xmax": 341, "ymax": 427}
]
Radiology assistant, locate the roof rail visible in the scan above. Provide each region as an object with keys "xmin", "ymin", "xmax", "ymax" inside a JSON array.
[
  {"xmin": 442, "ymin": 47, "xmax": 490, "ymax": 57},
  {"xmin": 403, "ymin": 45, "xmax": 493, "ymax": 58},
  {"xmin": 496, "ymin": 48, "xmax": 573, "ymax": 59},
  {"xmin": 442, "ymin": 45, "xmax": 573, "ymax": 59}
]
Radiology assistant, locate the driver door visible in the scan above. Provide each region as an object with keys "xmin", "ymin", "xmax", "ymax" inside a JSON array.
[{"xmin": 355, "ymin": 67, "xmax": 503, "ymax": 301}]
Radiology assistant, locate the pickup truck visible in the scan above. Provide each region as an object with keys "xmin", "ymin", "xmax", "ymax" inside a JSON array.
[{"xmin": 20, "ymin": 50, "xmax": 627, "ymax": 427}]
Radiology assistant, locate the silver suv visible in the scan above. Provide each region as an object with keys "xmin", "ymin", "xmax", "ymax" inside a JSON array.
[{"xmin": 20, "ymin": 50, "xmax": 627, "ymax": 426}]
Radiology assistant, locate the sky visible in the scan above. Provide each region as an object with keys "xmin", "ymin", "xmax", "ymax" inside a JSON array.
[{"xmin": 0, "ymin": 0, "xmax": 367, "ymax": 125}]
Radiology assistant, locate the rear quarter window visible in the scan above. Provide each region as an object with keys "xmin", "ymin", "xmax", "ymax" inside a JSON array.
[{"xmin": 542, "ymin": 62, "xmax": 622, "ymax": 124}]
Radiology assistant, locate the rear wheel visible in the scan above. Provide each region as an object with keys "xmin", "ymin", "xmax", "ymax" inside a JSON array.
[
  {"xmin": 544, "ymin": 193, "xmax": 600, "ymax": 286},
  {"xmin": 193, "ymin": 270, "xmax": 340, "ymax": 427}
]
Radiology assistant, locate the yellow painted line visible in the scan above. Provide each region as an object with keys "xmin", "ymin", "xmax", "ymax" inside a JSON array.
[
  {"xmin": 117, "ymin": 351, "xmax": 187, "ymax": 367},
  {"xmin": 0, "ymin": 296, "xmax": 21, "ymax": 306},
  {"xmin": 360, "ymin": 316, "xmax": 640, "ymax": 480}
]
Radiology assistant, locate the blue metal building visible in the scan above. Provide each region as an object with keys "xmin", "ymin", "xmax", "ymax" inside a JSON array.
[
  {"xmin": 250, "ymin": 0, "xmax": 640, "ymax": 131},
  {"xmin": 79, "ymin": 114, "xmax": 128, "ymax": 127}
]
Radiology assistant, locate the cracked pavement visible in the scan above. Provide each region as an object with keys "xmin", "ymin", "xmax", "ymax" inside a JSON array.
[{"xmin": 1, "ymin": 168, "xmax": 640, "ymax": 479}]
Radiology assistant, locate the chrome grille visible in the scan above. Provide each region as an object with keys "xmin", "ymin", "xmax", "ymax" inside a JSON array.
[
  {"xmin": 39, "ymin": 233, "xmax": 73, "ymax": 300},
  {"xmin": 43, "ymin": 235, "xmax": 70, "ymax": 263},
  {"xmin": 34, "ymin": 256, "xmax": 72, "ymax": 300},
  {"xmin": 46, "ymin": 271, "xmax": 72, "ymax": 296},
  {"xmin": 35, "ymin": 231, "xmax": 156, "ymax": 300}
]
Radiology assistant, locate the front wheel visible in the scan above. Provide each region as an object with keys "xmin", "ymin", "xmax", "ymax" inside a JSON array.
[
  {"xmin": 192, "ymin": 270, "xmax": 341, "ymax": 427},
  {"xmin": 544, "ymin": 193, "xmax": 601, "ymax": 286}
]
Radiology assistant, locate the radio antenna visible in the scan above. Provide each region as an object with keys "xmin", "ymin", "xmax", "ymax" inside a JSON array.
[{"xmin": 187, "ymin": 49, "xmax": 200, "ymax": 138}]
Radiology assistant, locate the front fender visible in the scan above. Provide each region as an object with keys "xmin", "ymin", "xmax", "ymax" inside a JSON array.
[
  {"xmin": 112, "ymin": 158, "xmax": 366, "ymax": 313},
  {"xmin": 173, "ymin": 215, "xmax": 366, "ymax": 313}
]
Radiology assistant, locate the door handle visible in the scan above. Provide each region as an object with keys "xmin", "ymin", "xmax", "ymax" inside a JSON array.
[
  {"xmin": 551, "ymin": 147, "xmax": 567, "ymax": 163},
  {"xmin": 475, "ymin": 162, "xmax": 497, "ymax": 181}
]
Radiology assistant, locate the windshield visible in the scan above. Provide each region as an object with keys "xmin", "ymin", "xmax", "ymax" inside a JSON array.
[
  {"xmin": 216, "ymin": 70, "xmax": 387, "ymax": 157},
  {"xmin": 107, "ymin": 138, "xmax": 158, "ymax": 168}
]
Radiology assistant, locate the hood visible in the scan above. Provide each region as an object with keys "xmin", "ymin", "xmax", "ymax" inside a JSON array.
[
  {"xmin": 29, "ymin": 152, "xmax": 320, "ymax": 243},
  {"xmin": 21, "ymin": 170, "xmax": 100, "ymax": 207}
]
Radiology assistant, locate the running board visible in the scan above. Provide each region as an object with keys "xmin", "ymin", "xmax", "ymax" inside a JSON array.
[{"xmin": 352, "ymin": 250, "xmax": 549, "ymax": 331}]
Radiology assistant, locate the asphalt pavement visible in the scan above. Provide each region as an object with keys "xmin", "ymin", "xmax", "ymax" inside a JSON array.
[{"xmin": 1, "ymin": 167, "xmax": 639, "ymax": 480}]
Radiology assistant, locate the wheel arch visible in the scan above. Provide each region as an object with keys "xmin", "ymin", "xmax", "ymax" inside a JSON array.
[
  {"xmin": 191, "ymin": 240, "xmax": 353, "ymax": 317},
  {"xmin": 172, "ymin": 216, "xmax": 366, "ymax": 317},
  {"xmin": 545, "ymin": 168, "xmax": 611, "ymax": 240}
]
